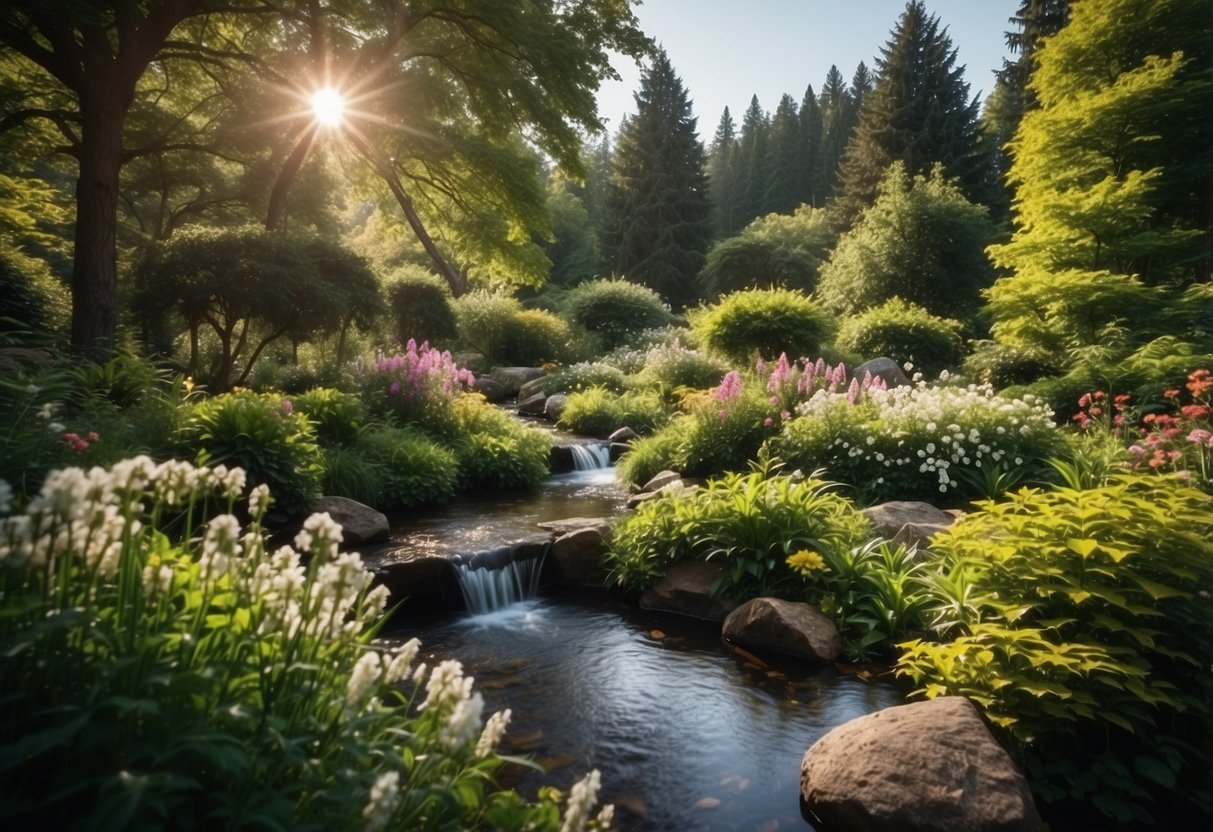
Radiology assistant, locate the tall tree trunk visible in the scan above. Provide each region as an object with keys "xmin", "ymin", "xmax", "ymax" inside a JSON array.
[
  {"xmin": 266, "ymin": 124, "xmax": 318, "ymax": 230},
  {"xmin": 71, "ymin": 86, "xmax": 125, "ymax": 357}
]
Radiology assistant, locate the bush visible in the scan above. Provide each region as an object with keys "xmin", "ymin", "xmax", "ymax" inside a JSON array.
[
  {"xmin": 633, "ymin": 340, "xmax": 729, "ymax": 395},
  {"xmin": 385, "ymin": 267, "xmax": 458, "ymax": 346},
  {"xmin": 690, "ymin": 288, "xmax": 836, "ymax": 362},
  {"xmin": 497, "ymin": 308, "xmax": 576, "ymax": 366},
  {"xmin": 292, "ymin": 388, "xmax": 368, "ymax": 445},
  {"xmin": 320, "ymin": 444, "xmax": 388, "ymax": 506},
  {"xmin": 453, "ymin": 289, "xmax": 524, "ymax": 363},
  {"xmin": 354, "ymin": 427, "xmax": 459, "ymax": 509},
  {"xmin": 558, "ymin": 388, "xmax": 669, "ymax": 437},
  {"xmin": 540, "ymin": 362, "xmax": 628, "ymax": 395},
  {"xmin": 767, "ymin": 381, "xmax": 1062, "ymax": 505},
  {"xmin": 963, "ymin": 340, "xmax": 1061, "ymax": 389},
  {"xmin": 836, "ymin": 299, "xmax": 965, "ymax": 378},
  {"xmin": 606, "ymin": 468, "xmax": 872, "ymax": 599},
  {"xmin": 0, "ymin": 250, "xmax": 69, "ymax": 336},
  {"xmin": 562, "ymin": 279, "xmax": 677, "ymax": 351},
  {"xmin": 356, "ymin": 340, "xmax": 476, "ymax": 429},
  {"xmin": 699, "ymin": 205, "xmax": 832, "ymax": 297},
  {"xmin": 899, "ymin": 473, "xmax": 1213, "ymax": 824},
  {"xmin": 179, "ymin": 390, "xmax": 323, "ymax": 517},
  {"xmin": 438, "ymin": 398, "xmax": 552, "ymax": 491},
  {"xmin": 0, "ymin": 457, "xmax": 607, "ymax": 830}
]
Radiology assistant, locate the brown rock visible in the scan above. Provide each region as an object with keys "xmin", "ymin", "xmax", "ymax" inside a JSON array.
[
  {"xmin": 489, "ymin": 366, "xmax": 546, "ymax": 396},
  {"xmin": 641, "ymin": 470, "xmax": 682, "ymax": 493},
  {"xmin": 801, "ymin": 697, "xmax": 1042, "ymax": 832},
  {"xmin": 473, "ymin": 376, "xmax": 509, "ymax": 403},
  {"xmin": 312, "ymin": 496, "xmax": 389, "ymax": 545},
  {"xmin": 545, "ymin": 526, "xmax": 609, "ymax": 587},
  {"xmin": 365, "ymin": 551, "xmax": 455, "ymax": 605},
  {"xmin": 610, "ymin": 442, "xmax": 631, "ymax": 462},
  {"xmin": 608, "ymin": 426, "xmax": 638, "ymax": 443},
  {"xmin": 722, "ymin": 597, "xmax": 839, "ymax": 663},
  {"xmin": 639, "ymin": 560, "xmax": 739, "ymax": 622},
  {"xmin": 544, "ymin": 393, "xmax": 568, "ymax": 421},
  {"xmin": 862, "ymin": 501, "xmax": 957, "ymax": 540}
]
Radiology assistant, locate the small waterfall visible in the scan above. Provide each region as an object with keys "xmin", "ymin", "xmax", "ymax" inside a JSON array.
[
  {"xmin": 568, "ymin": 442, "xmax": 611, "ymax": 470},
  {"xmin": 455, "ymin": 555, "xmax": 545, "ymax": 614}
]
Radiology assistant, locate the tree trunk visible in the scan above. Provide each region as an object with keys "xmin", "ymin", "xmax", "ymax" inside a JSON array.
[
  {"xmin": 71, "ymin": 87, "xmax": 125, "ymax": 357},
  {"xmin": 266, "ymin": 124, "xmax": 319, "ymax": 231}
]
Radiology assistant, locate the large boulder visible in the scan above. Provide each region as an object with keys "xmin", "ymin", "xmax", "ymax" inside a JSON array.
[
  {"xmin": 640, "ymin": 470, "xmax": 682, "ymax": 493},
  {"xmin": 489, "ymin": 367, "xmax": 546, "ymax": 396},
  {"xmin": 365, "ymin": 551, "xmax": 458, "ymax": 608},
  {"xmin": 608, "ymin": 427, "xmax": 638, "ymax": 443},
  {"xmin": 518, "ymin": 374, "xmax": 550, "ymax": 400},
  {"xmin": 312, "ymin": 496, "xmax": 389, "ymax": 545},
  {"xmin": 517, "ymin": 392, "xmax": 548, "ymax": 416},
  {"xmin": 722, "ymin": 597, "xmax": 839, "ymax": 663},
  {"xmin": 639, "ymin": 560, "xmax": 739, "ymax": 622},
  {"xmin": 801, "ymin": 697, "xmax": 1042, "ymax": 832},
  {"xmin": 544, "ymin": 394, "xmax": 568, "ymax": 421},
  {"xmin": 544, "ymin": 522, "xmax": 612, "ymax": 587},
  {"xmin": 854, "ymin": 357, "xmax": 911, "ymax": 389},
  {"xmin": 862, "ymin": 501, "xmax": 956, "ymax": 542},
  {"xmin": 473, "ymin": 376, "xmax": 509, "ymax": 403}
]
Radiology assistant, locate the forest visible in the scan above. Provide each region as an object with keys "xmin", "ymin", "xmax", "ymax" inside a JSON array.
[{"xmin": 0, "ymin": 0, "xmax": 1211, "ymax": 830}]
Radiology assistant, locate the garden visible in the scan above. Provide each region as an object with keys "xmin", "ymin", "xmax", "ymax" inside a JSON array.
[{"xmin": 2, "ymin": 0, "xmax": 1211, "ymax": 830}]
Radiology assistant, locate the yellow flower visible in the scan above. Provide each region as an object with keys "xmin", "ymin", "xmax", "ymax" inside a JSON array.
[{"xmin": 787, "ymin": 549, "xmax": 826, "ymax": 576}]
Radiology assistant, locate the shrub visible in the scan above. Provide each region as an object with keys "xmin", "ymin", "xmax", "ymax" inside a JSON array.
[
  {"xmin": 453, "ymin": 289, "xmax": 524, "ymax": 363},
  {"xmin": 767, "ymin": 381, "xmax": 1062, "ymax": 505},
  {"xmin": 634, "ymin": 340, "xmax": 729, "ymax": 395},
  {"xmin": 0, "ymin": 457, "xmax": 608, "ymax": 830},
  {"xmin": 606, "ymin": 468, "xmax": 872, "ymax": 599},
  {"xmin": 540, "ymin": 362, "xmax": 628, "ymax": 395},
  {"xmin": 385, "ymin": 267, "xmax": 458, "ymax": 346},
  {"xmin": 320, "ymin": 444, "xmax": 388, "ymax": 506},
  {"xmin": 497, "ymin": 308, "xmax": 576, "ymax": 366},
  {"xmin": 699, "ymin": 205, "xmax": 832, "ymax": 297},
  {"xmin": 438, "ymin": 399, "xmax": 551, "ymax": 491},
  {"xmin": 562, "ymin": 279, "xmax": 677, "ymax": 351},
  {"xmin": 0, "ymin": 250, "xmax": 69, "ymax": 336},
  {"xmin": 898, "ymin": 473, "xmax": 1213, "ymax": 824},
  {"xmin": 292, "ymin": 388, "xmax": 368, "ymax": 445},
  {"xmin": 558, "ymin": 388, "xmax": 669, "ymax": 437},
  {"xmin": 690, "ymin": 288, "xmax": 836, "ymax": 362},
  {"xmin": 836, "ymin": 299, "xmax": 965, "ymax": 378},
  {"xmin": 354, "ymin": 427, "xmax": 459, "ymax": 509},
  {"xmin": 179, "ymin": 390, "xmax": 323, "ymax": 517},
  {"xmin": 963, "ymin": 340, "xmax": 1061, "ymax": 389},
  {"xmin": 356, "ymin": 340, "xmax": 475, "ymax": 428}
]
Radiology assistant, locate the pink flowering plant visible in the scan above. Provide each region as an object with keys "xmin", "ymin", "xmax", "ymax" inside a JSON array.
[{"xmin": 358, "ymin": 339, "xmax": 476, "ymax": 428}]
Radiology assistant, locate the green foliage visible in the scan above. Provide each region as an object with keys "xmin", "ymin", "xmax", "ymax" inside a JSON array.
[
  {"xmin": 963, "ymin": 340, "xmax": 1061, "ymax": 389},
  {"xmin": 540, "ymin": 362, "xmax": 628, "ymax": 395},
  {"xmin": 353, "ymin": 427, "xmax": 459, "ymax": 510},
  {"xmin": 497, "ymin": 308, "xmax": 576, "ymax": 367},
  {"xmin": 291, "ymin": 388, "xmax": 368, "ymax": 446},
  {"xmin": 768, "ymin": 381, "xmax": 1062, "ymax": 505},
  {"xmin": 606, "ymin": 468, "xmax": 872, "ymax": 600},
  {"xmin": 633, "ymin": 341, "xmax": 729, "ymax": 396},
  {"xmin": 0, "ymin": 457, "xmax": 603, "ymax": 831},
  {"xmin": 385, "ymin": 268, "xmax": 458, "ymax": 346},
  {"xmin": 453, "ymin": 290, "xmax": 525, "ymax": 363},
  {"xmin": 836, "ymin": 298, "xmax": 965, "ymax": 377},
  {"xmin": 690, "ymin": 288, "xmax": 836, "ymax": 362},
  {"xmin": 613, "ymin": 422, "xmax": 690, "ymax": 487},
  {"xmin": 819, "ymin": 163, "xmax": 996, "ymax": 319},
  {"xmin": 561, "ymin": 278, "xmax": 677, "ymax": 351},
  {"xmin": 898, "ymin": 474, "xmax": 1213, "ymax": 823},
  {"xmin": 558, "ymin": 388, "xmax": 669, "ymax": 438},
  {"xmin": 437, "ymin": 398, "xmax": 552, "ymax": 492},
  {"xmin": 320, "ymin": 444, "xmax": 388, "ymax": 508},
  {"xmin": 699, "ymin": 206, "xmax": 833, "ymax": 297},
  {"xmin": 179, "ymin": 391, "xmax": 323, "ymax": 518},
  {"xmin": 0, "ymin": 249, "xmax": 69, "ymax": 336}
]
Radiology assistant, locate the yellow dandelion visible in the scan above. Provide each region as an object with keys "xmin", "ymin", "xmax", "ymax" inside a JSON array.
[{"xmin": 787, "ymin": 549, "xmax": 826, "ymax": 576}]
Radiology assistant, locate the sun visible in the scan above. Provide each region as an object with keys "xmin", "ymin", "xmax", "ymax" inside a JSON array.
[{"xmin": 310, "ymin": 88, "xmax": 346, "ymax": 127}]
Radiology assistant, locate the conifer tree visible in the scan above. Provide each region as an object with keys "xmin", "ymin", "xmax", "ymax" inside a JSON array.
[
  {"xmin": 764, "ymin": 94, "xmax": 802, "ymax": 215},
  {"xmin": 736, "ymin": 95, "xmax": 771, "ymax": 228},
  {"xmin": 798, "ymin": 85, "xmax": 823, "ymax": 206},
  {"xmin": 850, "ymin": 61, "xmax": 875, "ymax": 110},
  {"xmin": 831, "ymin": 1, "xmax": 987, "ymax": 231},
  {"xmin": 708, "ymin": 107, "xmax": 742, "ymax": 237},
  {"xmin": 816, "ymin": 65, "xmax": 854, "ymax": 202},
  {"xmin": 603, "ymin": 49, "xmax": 712, "ymax": 309}
]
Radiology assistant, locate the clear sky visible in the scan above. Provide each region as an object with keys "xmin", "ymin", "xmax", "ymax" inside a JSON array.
[{"xmin": 595, "ymin": 0, "xmax": 1018, "ymax": 135}]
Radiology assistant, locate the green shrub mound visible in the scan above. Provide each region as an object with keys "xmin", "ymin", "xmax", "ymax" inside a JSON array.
[
  {"xmin": 836, "ymin": 299, "xmax": 965, "ymax": 378},
  {"xmin": 353, "ymin": 427, "xmax": 460, "ymax": 509},
  {"xmin": 963, "ymin": 340, "xmax": 1061, "ymax": 389},
  {"xmin": 607, "ymin": 468, "xmax": 872, "ymax": 600},
  {"xmin": 437, "ymin": 398, "xmax": 552, "ymax": 491},
  {"xmin": 180, "ymin": 390, "xmax": 323, "ymax": 517},
  {"xmin": 558, "ymin": 388, "xmax": 668, "ymax": 437},
  {"xmin": 0, "ymin": 251, "xmax": 69, "ymax": 335},
  {"xmin": 690, "ymin": 288, "xmax": 835, "ymax": 362},
  {"xmin": 898, "ymin": 474, "xmax": 1213, "ymax": 824},
  {"xmin": 562, "ymin": 279, "xmax": 677, "ymax": 351},
  {"xmin": 634, "ymin": 341, "xmax": 728, "ymax": 394},
  {"xmin": 496, "ymin": 308, "xmax": 576, "ymax": 366},
  {"xmin": 540, "ymin": 362, "xmax": 628, "ymax": 395},
  {"xmin": 385, "ymin": 268, "xmax": 458, "ymax": 346},
  {"xmin": 292, "ymin": 388, "xmax": 367, "ymax": 445},
  {"xmin": 0, "ymin": 458, "xmax": 606, "ymax": 831}
]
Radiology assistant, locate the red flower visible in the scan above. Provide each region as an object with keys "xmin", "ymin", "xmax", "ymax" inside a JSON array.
[
  {"xmin": 1181, "ymin": 404, "xmax": 1211, "ymax": 421},
  {"xmin": 1164, "ymin": 388, "xmax": 1181, "ymax": 400}
]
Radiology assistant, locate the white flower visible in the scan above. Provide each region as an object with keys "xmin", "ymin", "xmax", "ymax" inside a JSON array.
[
  {"xmin": 560, "ymin": 769, "xmax": 602, "ymax": 832},
  {"xmin": 384, "ymin": 638, "xmax": 421, "ymax": 684},
  {"xmin": 476, "ymin": 708, "xmax": 512, "ymax": 758},
  {"xmin": 362, "ymin": 771, "xmax": 400, "ymax": 832},
  {"xmin": 201, "ymin": 513, "xmax": 242, "ymax": 580},
  {"xmin": 939, "ymin": 369, "xmax": 950, "ymax": 381},
  {"xmin": 296, "ymin": 511, "xmax": 344, "ymax": 559},
  {"xmin": 248, "ymin": 483, "xmax": 271, "ymax": 518},
  {"xmin": 596, "ymin": 804, "xmax": 615, "ymax": 828},
  {"xmin": 441, "ymin": 691, "xmax": 485, "ymax": 750},
  {"xmin": 0, "ymin": 479, "xmax": 11, "ymax": 515},
  {"xmin": 420, "ymin": 660, "xmax": 473, "ymax": 712},
  {"xmin": 347, "ymin": 651, "xmax": 383, "ymax": 710}
]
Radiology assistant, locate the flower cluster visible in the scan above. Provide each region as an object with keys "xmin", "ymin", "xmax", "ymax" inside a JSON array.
[
  {"xmin": 358, "ymin": 339, "xmax": 475, "ymax": 424},
  {"xmin": 59, "ymin": 430, "xmax": 100, "ymax": 453},
  {"xmin": 1125, "ymin": 369, "xmax": 1213, "ymax": 487}
]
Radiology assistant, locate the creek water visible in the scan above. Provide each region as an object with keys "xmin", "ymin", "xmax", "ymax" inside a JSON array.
[{"xmin": 382, "ymin": 454, "xmax": 904, "ymax": 831}]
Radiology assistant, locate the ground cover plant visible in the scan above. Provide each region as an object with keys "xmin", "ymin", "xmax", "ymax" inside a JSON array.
[{"xmin": 0, "ymin": 459, "xmax": 614, "ymax": 831}]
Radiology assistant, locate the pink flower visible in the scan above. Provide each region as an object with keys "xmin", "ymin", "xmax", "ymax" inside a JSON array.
[
  {"xmin": 1188, "ymin": 429, "xmax": 1212, "ymax": 446},
  {"xmin": 846, "ymin": 377, "xmax": 860, "ymax": 405},
  {"xmin": 715, "ymin": 371, "xmax": 742, "ymax": 401},
  {"xmin": 280, "ymin": 398, "xmax": 293, "ymax": 415},
  {"xmin": 763, "ymin": 417, "xmax": 774, "ymax": 427}
]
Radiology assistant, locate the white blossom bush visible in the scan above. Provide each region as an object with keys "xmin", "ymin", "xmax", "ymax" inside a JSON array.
[
  {"xmin": 766, "ymin": 381, "xmax": 1063, "ymax": 504},
  {"xmin": 0, "ymin": 458, "xmax": 611, "ymax": 831}
]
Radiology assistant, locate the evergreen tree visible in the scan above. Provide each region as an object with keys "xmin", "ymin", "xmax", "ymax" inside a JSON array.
[
  {"xmin": 798, "ymin": 85, "xmax": 823, "ymax": 206},
  {"xmin": 763, "ymin": 94, "xmax": 802, "ymax": 215},
  {"xmin": 816, "ymin": 65, "xmax": 853, "ymax": 203},
  {"xmin": 736, "ymin": 95, "xmax": 771, "ymax": 228},
  {"xmin": 708, "ymin": 107, "xmax": 742, "ymax": 237},
  {"xmin": 831, "ymin": 1, "xmax": 987, "ymax": 231},
  {"xmin": 603, "ymin": 49, "xmax": 713, "ymax": 309},
  {"xmin": 988, "ymin": 0, "xmax": 1213, "ymax": 353},
  {"xmin": 850, "ymin": 61, "xmax": 875, "ymax": 110}
]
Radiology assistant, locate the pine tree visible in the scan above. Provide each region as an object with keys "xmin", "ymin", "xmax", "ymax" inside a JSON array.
[
  {"xmin": 736, "ymin": 96, "xmax": 771, "ymax": 228},
  {"xmin": 850, "ymin": 61, "xmax": 874, "ymax": 110},
  {"xmin": 831, "ymin": 1, "xmax": 987, "ymax": 231},
  {"xmin": 602, "ymin": 49, "xmax": 713, "ymax": 309},
  {"xmin": 708, "ymin": 108, "xmax": 742, "ymax": 237},
  {"xmin": 798, "ymin": 85, "xmax": 823, "ymax": 206},
  {"xmin": 816, "ymin": 65, "xmax": 853, "ymax": 202},
  {"xmin": 764, "ymin": 94, "xmax": 802, "ymax": 215}
]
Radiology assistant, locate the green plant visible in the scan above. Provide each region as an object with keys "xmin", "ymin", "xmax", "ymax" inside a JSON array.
[
  {"xmin": 356, "ymin": 341, "xmax": 476, "ymax": 430},
  {"xmin": 453, "ymin": 289, "xmax": 525, "ymax": 362},
  {"xmin": 836, "ymin": 298, "xmax": 965, "ymax": 377},
  {"xmin": 558, "ymin": 388, "xmax": 668, "ymax": 438},
  {"xmin": 354, "ymin": 427, "xmax": 459, "ymax": 509},
  {"xmin": 607, "ymin": 466, "xmax": 871, "ymax": 600},
  {"xmin": 497, "ymin": 308, "xmax": 576, "ymax": 366},
  {"xmin": 689, "ymin": 287, "xmax": 836, "ymax": 362},
  {"xmin": 633, "ymin": 340, "xmax": 728, "ymax": 395},
  {"xmin": 561, "ymin": 279, "xmax": 677, "ymax": 351},
  {"xmin": 385, "ymin": 267, "xmax": 458, "ymax": 346},
  {"xmin": 292, "ymin": 387, "xmax": 368, "ymax": 445},
  {"xmin": 963, "ymin": 340, "xmax": 1060, "ymax": 389},
  {"xmin": 897, "ymin": 474, "xmax": 1213, "ymax": 823},
  {"xmin": 441, "ymin": 399, "xmax": 552, "ymax": 491},
  {"xmin": 320, "ymin": 444, "xmax": 388, "ymax": 506},
  {"xmin": 0, "ymin": 457, "xmax": 611, "ymax": 830},
  {"xmin": 540, "ymin": 362, "xmax": 628, "ymax": 395},
  {"xmin": 179, "ymin": 390, "xmax": 324, "ymax": 517},
  {"xmin": 699, "ymin": 205, "xmax": 832, "ymax": 297}
]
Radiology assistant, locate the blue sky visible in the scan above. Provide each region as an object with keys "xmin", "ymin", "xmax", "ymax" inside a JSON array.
[{"xmin": 595, "ymin": 0, "xmax": 1017, "ymax": 134}]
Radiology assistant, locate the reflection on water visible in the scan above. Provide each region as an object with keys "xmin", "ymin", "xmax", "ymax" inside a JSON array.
[{"xmin": 387, "ymin": 594, "xmax": 903, "ymax": 832}]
